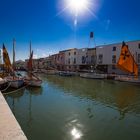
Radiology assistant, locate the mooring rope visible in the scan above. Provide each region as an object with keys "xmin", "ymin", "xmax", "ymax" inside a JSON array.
[
  {"xmin": 2, "ymin": 84, "xmax": 29, "ymax": 95},
  {"xmin": 1, "ymin": 82, "xmax": 11, "ymax": 92}
]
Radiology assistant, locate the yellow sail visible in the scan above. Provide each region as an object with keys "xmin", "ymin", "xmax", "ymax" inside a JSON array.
[
  {"xmin": 3, "ymin": 44, "xmax": 13, "ymax": 71},
  {"xmin": 117, "ymin": 42, "xmax": 138, "ymax": 77}
]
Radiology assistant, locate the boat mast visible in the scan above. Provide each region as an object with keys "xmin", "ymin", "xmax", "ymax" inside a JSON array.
[
  {"xmin": 13, "ymin": 39, "xmax": 16, "ymax": 79},
  {"xmin": 30, "ymin": 41, "xmax": 32, "ymax": 57},
  {"xmin": 133, "ymin": 54, "xmax": 134, "ymax": 75},
  {"xmin": 13, "ymin": 38, "xmax": 16, "ymax": 70}
]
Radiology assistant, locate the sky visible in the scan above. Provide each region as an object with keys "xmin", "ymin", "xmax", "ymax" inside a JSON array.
[{"xmin": 0, "ymin": 0, "xmax": 140, "ymax": 60}]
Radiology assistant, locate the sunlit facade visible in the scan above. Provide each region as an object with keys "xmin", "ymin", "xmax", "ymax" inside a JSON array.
[{"xmin": 96, "ymin": 40, "xmax": 140, "ymax": 74}]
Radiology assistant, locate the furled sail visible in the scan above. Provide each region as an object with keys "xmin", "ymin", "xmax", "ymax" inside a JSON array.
[
  {"xmin": 117, "ymin": 42, "xmax": 138, "ymax": 77},
  {"xmin": 28, "ymin": 50, "xmax": 33, "ymax": 71}
]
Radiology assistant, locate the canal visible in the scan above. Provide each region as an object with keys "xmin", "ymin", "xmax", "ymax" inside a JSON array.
[{"xmin": 5, "ymin": 75, "xmax": 140, "ymax": 140}]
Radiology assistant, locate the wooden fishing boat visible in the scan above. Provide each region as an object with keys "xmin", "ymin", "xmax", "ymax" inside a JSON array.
[
  {"xmin": 24, "ymin": 77, "xmax": 42, "ymax": 87},
  {"xmin": 2, "ymin": 42, "xmax": 24, "ymax": 88},
  {"xmin": 115, "ymin": 75, "xmax": 140, "ymax": 84},
  {"xmin": 59, "ymin": 71, "xmax": 73, "ymax": 76},
  {"xmin": 5, "ymin": 76, "xmax": 24, "ymax": 88},
  {"xmin": 80, "ymin": 72, "xmax": 107, "ymax": 79},
  {"xmin": 25, "ymin": 42, "xmax": 42, "ymax": 87}
]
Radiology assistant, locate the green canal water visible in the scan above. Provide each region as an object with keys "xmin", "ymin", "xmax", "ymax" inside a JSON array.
[{"xmin": 5, "ymin": 75, "xmax": 140, "ymax": 140}]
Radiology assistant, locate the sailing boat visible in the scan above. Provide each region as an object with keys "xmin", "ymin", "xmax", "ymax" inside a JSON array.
[
  {"xmin": 115, "ymin": 42, "xmax": 140, "ymax": 84},
  {"xmin": 24, "ymin": 42, "xmax": 42, "ymax": 87},
  {"xmin": 3, "ymin": 41, "xmax": 24, "ymax": 88}
]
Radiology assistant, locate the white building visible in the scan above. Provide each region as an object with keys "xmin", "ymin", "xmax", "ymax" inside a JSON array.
[
  {"xmin": 64, "ymin": 48, "xmax": 77, "ymax": 71},
  {"xmin": 64, "ymin": 48, "xmax": 96, "ymax": 71},
  {"xmin": 96, "ymin": 40, "xmax": 140, "ymax": 74},
  {"xmin": 76, "ymin": 48, "xmax": 96, "ymax": 70}
]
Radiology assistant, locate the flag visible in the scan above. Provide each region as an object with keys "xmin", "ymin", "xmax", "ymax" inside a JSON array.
[
  {"xmin": 117, "ymin": 42, "xmax": 138, "ymax": 77},
  {"xmin": 90, "ymin": 32, "xmax": 94, "ymax": 38},
  {"xmin": 3, "ymin": 44, "xmax": 13, "ymax": 71}
]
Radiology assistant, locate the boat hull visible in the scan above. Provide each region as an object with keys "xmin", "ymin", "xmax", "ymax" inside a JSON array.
[
  {"xmin": 59, "ymin": 72, "xmax": 72, "ymax": 76},
  {"xmin": 80, "ymin": 73, "xmax": 107, "ymax": 79},
  {"xmin": 10, "ymin": 79, "xmax": 24, "ymax": 88},
  {"xmin": 115, "ymin": 76, "xmax": 140, "ymax": 85},
  {"xmin": 0, "ymin": 78, "xmax": 9, "ymax": 91},
  {"xmin": 25, "ymin": 79, "xmax": 42, "ymax": 87}
]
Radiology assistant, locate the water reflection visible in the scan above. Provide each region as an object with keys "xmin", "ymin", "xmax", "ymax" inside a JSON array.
[
  {"xmin": 71, "ymin": 127, "xmax": 83, "ymax": 139},
  {"xmin": 4, "ymin": 75, "xmax": 140, "ymax": 140},
  {"xmin": 5, "ymin": 88, "xmax": 25, "ymax": 98},
  {"xmin": 26, "ymin": 86, "xmax": 43, "ymax": 96},
  {"xmin": 44, "ymin": 75, "xmax": 140, "ymax": 117},
  {"xmin": 116, "ymin": 86, "xmax": 138, "ymax": 120},
  {"xmin": 65, "ymin": 117, "xmax": 84, "ymax": 140},
  {"xmin": 87, "ymin": 106, "xmax": 94, "ymax": 119}
]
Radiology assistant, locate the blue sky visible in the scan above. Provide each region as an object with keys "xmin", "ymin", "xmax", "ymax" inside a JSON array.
[{"xmin": 0, "ymin": 0, "xmax": 140, "ymax": 60}]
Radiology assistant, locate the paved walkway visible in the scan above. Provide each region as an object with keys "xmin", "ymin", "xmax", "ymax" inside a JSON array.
[{"xmin": 0, "ymin": 92, "xmax": 27, "ymax": 140}]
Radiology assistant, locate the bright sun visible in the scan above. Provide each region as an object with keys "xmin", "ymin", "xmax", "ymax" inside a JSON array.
[
  {"xmin": 59, "ymin": 0, "xmax": 98, "ymax": 26},
  {"xmin": 66, "ymin": 0, "xmax": 90, "ymax": 15}
]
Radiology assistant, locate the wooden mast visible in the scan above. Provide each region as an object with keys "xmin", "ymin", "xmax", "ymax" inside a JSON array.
[
  {"xmin": 30, "ymin": 41, "xmax": 32, "ymax": 57},
  {"xmin": 13, "ymin": 39, "xmax": 16, "ymax": 79},
  {"xmin": 13, "ymin": 38, "xmax": 16, "ymax": 70}
]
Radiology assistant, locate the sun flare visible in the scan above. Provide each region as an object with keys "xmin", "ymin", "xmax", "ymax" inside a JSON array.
[
  {"xmin": 67, "ymin": 0, "xmax": 89, "ymax": 15},
  {"xmin": 58, "ymin": 0, "xmax": 98, "ymax": 27}
]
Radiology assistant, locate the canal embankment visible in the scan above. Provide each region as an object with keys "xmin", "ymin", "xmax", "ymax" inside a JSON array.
[{"xmin": 0, "ymin": 91, "xmax": 27, "ymax": 140}]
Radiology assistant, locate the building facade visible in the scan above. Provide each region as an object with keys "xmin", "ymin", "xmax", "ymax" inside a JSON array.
[
  {"xmin": 96, "ymin": 40, "xmax": 140, "ymax": 74},
  {"xmin": 24, "ymin": 40, "xmax": 140, "ymax": 75}
]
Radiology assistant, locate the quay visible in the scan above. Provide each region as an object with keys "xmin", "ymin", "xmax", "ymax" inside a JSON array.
[{"xmin": 0, "ymin": 91, "xmax": 27, "ymax": 140}]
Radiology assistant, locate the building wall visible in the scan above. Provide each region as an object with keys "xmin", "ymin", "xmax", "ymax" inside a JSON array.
[
  {"xmin": 24, "ymin": 40, "xmax": 140, "ymax": 74},
  {"xmin": 76, "ymin": 48, "xmax": 88, "ymax": 65},
  {"xmin": 96, "ymin": 40, "xmax": 140, "ymax": 74},
  {"xmin": 64, "ymin": 49, "xmax": 77, "ymax": 71}
]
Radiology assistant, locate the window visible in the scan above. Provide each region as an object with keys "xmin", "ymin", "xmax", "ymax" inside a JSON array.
[
  {"xmin": 98, "ymin": 54, "xmax": 103, "ymax": 64},
  {"xmin": 112, "ymin": 55, "xmax": 116, "ymax": 63},
  {"xmin": 69, "ymin": 52, "xmax": 71, "ymax": 56},
  {"xmin": 112, "ymin": 65, "xmax": 116, "ymax": 69},
  {"xmin": 74, "ymin": 58, "xmax": 76, "ymax": 64},
  {"xmin": 138, "ymin": 54, "xmax": 140, "ymax": 63},
  {"xmin": 113, "ymin": 46, "xmax": 116, "ymax": 51},
  {"xmin": 82, "ymin": 56, "xmax": 86, "ymax": 64},
  {"xmin": 74, "ymin": 52, "xmax": 76, "ymax": 55},
  {"xmin": 138, "ymin": 43, "xmax": 140, "ymax": 49},
  {"xmin": 91, "ymin": 55, "xmax": 96, "ymax": 64},
  {"xmin": 68, "ymin": 58, "xmax": 70, "ymax": 64}
]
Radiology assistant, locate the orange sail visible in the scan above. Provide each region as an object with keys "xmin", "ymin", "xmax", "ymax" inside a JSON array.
[
  {"xmin": 3, "ymin": 44, "xmax": 13, "ymax": 71},
  {"xmin": 117, "ymin": 42, "xmax": 138, "ymax": 77}
]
